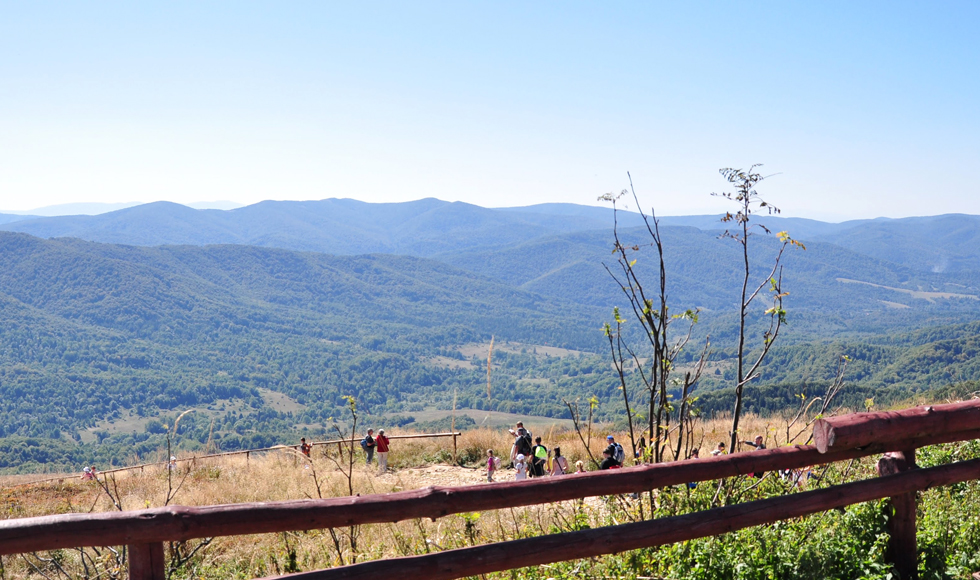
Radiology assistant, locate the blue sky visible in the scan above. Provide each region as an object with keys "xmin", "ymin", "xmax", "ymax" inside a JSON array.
[{"xmin": 1, "ymin": 2, "xmax": 977, "ymax": 219}]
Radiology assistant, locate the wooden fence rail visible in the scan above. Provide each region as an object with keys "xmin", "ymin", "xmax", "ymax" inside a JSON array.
[
  {"xmin": 257, "ymin": 457, "xmax": 980, "ymax": 580},
  {"xmin": 2, "ymin": 424, "xmax": 978, "ymax": 555},
  {"xmin": 813, "ymin": 399, "xmax": 980, "ymax": 453},
  {"xmin": 0, "ymin": 400, "xmax": 978, "ymax": 580}
]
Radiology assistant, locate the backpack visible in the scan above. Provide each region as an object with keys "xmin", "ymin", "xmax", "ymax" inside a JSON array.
[
  {"xmin": 493, "ymin": 456, "xmax": 502, "ymax": 470},
  {"xmin": 360, "ymin": 437, "xmax": 368, "ymax": 450},
  {"xmin": 613, "ymin": 443, "xmax": 625, "ymax": 465},
  {"xmin": 517, "ymin": 432, "xmax": 532, "ymax": 455}
]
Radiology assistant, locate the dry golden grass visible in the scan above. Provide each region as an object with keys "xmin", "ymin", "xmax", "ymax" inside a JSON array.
[{"xmin": 0, "ymin": 413, "xmax": 821, "ymax": 579}]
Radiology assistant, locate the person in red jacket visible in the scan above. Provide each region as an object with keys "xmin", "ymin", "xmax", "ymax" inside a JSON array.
[{"xmin": 375, "ymin": 429, "xmax": 390, "ymax": 474}]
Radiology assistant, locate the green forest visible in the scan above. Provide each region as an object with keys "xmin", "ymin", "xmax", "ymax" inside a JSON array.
[{"xmin": 1, "ymin": 225, "xmax": 979, "ymax": 473}]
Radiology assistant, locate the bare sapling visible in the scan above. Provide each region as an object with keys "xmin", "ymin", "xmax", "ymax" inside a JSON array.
[
  {"xmin": 782, "ymin": 355, "xmax": 850, "ymax": 446},
  {"xmin": 712, "ymin": 165, "xmax": 805, "ymax": 453},
  {"xmin": 600, "ymin": 174, "xmax": 710, "ymax": 464},
  {"xmin": 563, "ymin": 397, "xmax": 599, "ymax": 468}
]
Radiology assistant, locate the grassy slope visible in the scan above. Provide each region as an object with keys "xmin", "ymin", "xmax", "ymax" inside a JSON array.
[{"xmin": 3, "ymin": 412, "xmax": 978, "ymax": 580}]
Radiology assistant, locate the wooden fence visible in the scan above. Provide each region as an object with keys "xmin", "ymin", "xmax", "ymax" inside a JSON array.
[{"xmin": 2, "ymin": 400, "xmax": 979, "ymax": 580}]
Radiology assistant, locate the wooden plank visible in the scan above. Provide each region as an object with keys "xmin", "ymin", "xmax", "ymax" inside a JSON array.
[
  {"xmin": 2, "ymin": 427, "xmax": 978, "ymax": 555},
  {"xmin": 814, "ymin": 399, "xmax": 980, "ymax": 453},
  {"xmin": 879, "ymin": 450, "xmax": 918, "ymax": 580},
  {"xmin": 312, "ymin": 432, "xmax": 462, "ymax": 445},
  {"xmin": 256, "ymin": 457, "xmax": 980, "ymax": 580},
  {"xmin": 128, "ymin": 542, "xmax": 165, "ymax": 580}
]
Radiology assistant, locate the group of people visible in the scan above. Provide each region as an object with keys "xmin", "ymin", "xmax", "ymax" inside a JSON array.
[
  {"xmin": 488, "ymin": 421, "xmax": 601, "ymax": 482},
  {"xmin": 491, "ymin": 421, "xmax": 784, "ymax": 487},
  {"xmin": 359, "ymin": 428, "xmax": 391, "ymax": 474},
  {"xmin": 79, "ymin": 423, "xmax": 788, "ymax": 488},
  {"xmin": 296, "ymin": 428, "xmax": 392, "ymax": 475},
  {"xmin": 506, "ymin": 421, "xmax": 576, "ymax": 481}
]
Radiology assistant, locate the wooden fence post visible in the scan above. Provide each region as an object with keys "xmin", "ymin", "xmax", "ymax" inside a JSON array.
[
  {"xmin": 452, "ymin": 434, "xmax": 458, "ymax": 464},
  {"xmin": 878, "ymin": 449, "xmax": 917, "ymax": 580},
  {"xmin": 128, "ymin": 542, "xmax": 165, "ymax": 580}
]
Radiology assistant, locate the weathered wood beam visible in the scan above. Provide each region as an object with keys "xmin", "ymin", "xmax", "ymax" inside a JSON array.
[
  {"xmin": 128, "ymin": 542, "xmax": 165, "ymax": 580},
  {"xmin": 2, "ymin": 427, "xmax": 978, "ymax": 555},
  {"xmin": 878, "ymin": 449, "xmax": 918, "ymax": 580},
  {"xmin": 258, "ymin": 457, "xmax": 980, "ymax": 580},
  {"xmin": 814, "ymin": 399, "xmax": 980, "ymax": 453}
]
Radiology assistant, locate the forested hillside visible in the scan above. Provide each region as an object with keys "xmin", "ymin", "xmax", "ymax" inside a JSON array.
[
  {"xmin": 437, "ymin": 224, "xmax": 980, "ymax": 343},
  {"xmin": 0, "ymin": 233, "xmax": 621, "ymax": 470},
  {"xmin": 3, "ymin": 199, "xmax": 980, "ymax": 472}
]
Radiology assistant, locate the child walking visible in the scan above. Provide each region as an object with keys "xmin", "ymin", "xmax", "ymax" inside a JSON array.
[
  {"xmin": 487, "ymin": 449, "xmax": 498, "ymax": 482},
  {"xmin": 514, "ymin": 453, "xmax": 528, "ymax": 480}
]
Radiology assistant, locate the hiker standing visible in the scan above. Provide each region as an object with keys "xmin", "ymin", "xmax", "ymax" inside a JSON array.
[
  {"xmin": 531, "ymin": 437, "xmax": 548, "ymax": 477},
  {"xmin": 375, "ymin": 429, "xmax": 390, "ymax": 474},
  {"xmin": 600, "ymin": 435, "xmax": 624, "ymax": 469},
  {"xmin": 512, "ymin": 426, "xmax": 533, "ymax": 467},
  {"xmin": 742, "ymin": 435, "xmax": 766, "ymax": 451},
  {"xmin": 742, "ymin": 435, "xmax": 766, "ymax": 478},
  {"xmin": 686, "ymin": 448, "xmax": 700, "ymax": 488},
  {"xmin": 607, "ymin": 435, "xmax": 625, "ymax": 465},
  {"xmin": 508, "ymin": 421, "xmax": 532, "ymax": 464},
  {"xmin": 299, "ymin": 438, "xmax": 312, "ymax": 458},
  {"xmin": 551, "ymin": 447, "xmax": 568, "ymax": 476},
  {"xmin": 361, "ymin": 429, "xmax": 376, "ymax": 465}
]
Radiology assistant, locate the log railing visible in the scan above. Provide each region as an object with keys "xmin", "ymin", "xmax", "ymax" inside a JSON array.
[
  {"xmin": 256, "ymin": 458, "xmax": 980, "ymax": 580},
  {"xmin": 1, "ymin": 400, "xmax": 978, "ymax": 580}
]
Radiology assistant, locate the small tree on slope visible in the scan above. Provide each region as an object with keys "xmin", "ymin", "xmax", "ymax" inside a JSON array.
[{"xmin": 712, "ymin": 165, "xmax": 805, "ymax": 452}]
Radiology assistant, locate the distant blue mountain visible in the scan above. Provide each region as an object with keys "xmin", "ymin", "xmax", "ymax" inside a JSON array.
[
  {"xmin": 1, "ymin": 198, "xmax": 626, "ymax": 257},
  {"xmin": 2, "ymin": 202, "xmax": 143, "ymax": 216},
  {"xmin": 3, "ymin": 198, "xmax": 980, "ymax": 274},
  {"xmin": 0, "ymin": 213, "xmax": 40, "ymax": 225}
]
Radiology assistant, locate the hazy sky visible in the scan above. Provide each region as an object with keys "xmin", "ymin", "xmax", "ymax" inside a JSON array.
[{"xmin": 2, "ymin": 2, "xmax": 978, "ymax": 220}]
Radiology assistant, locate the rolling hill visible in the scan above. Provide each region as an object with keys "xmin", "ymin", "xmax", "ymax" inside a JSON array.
[
  {"xmin": 0, "ymin": 232, "xmax": 623, "ymax": 469},
  {"xmin": 5, "ymin": 199, "xmax": 980, "ymax": 276},
  {"xmin": 0, "ymin": 199, "xmax": 644, "ymax": 257}
]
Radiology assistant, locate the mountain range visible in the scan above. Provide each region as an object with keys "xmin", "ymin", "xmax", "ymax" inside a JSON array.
[{"xmin": 4, "ymin": 200, "xmax": 980, "ymax": 273}]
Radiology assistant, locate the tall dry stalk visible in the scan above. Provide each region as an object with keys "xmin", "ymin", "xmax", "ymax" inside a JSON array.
[
  {"xmin": 322, "ymin": 395, "xmax": 360, "ymax": 564},
  {"xmin": 484, "ymin": 336, "xmax": 494, "ymax": 426}
]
